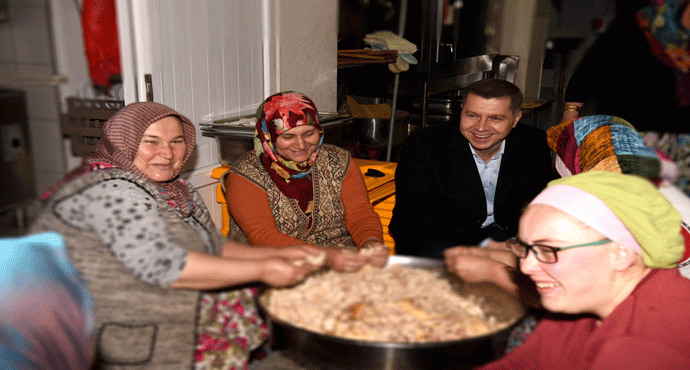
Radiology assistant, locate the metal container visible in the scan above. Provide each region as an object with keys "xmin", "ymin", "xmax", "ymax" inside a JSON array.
[
  {"xmin": 258, "ymin": 255, "xmax": 526, "ymax": 370},
  {"xmin": 350, "ymin": 110, "xmax": 412, "ymax": 149},
  {"xmin": 215, "ymin": 135, "xmax": 254, "ymax": 166},
  {"xmin": 399, "ymin": 97, "xmax": 463, "ymax": 116}
]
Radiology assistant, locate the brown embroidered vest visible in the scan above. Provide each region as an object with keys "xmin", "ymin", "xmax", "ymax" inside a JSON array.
[{"xmin": 226, "ymin": 144, "xmax": 355, "ymax": 248}]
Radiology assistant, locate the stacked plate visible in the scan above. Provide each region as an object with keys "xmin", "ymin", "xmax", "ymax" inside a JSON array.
[{"xmin": 200, "ymin": 113, "xmax": 258, "ymax": 139}]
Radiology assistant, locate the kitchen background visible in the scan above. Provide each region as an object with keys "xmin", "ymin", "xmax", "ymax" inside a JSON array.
[{"xmin": 0, "ymin": 0, "xmax": 618, "ymax": 236}]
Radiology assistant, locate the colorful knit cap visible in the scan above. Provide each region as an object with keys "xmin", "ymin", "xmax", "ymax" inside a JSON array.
[
  {"xmin": 254, "ymin": 91, "xmax": 324, "ymax": 180},
  {"xmin": 636, "ymin": 0, "xmax": 690, "ymax": 106},
  {"xmin": 547, "ymin": 115, "xmax": 661, "ymax": 178},
  {"xmin": 531, "ymin": 171, "xmax": 684, "ymax": 269},
  {"xmin": 87, "ymin": 102, "xmax": 197, "ymax": 216}
]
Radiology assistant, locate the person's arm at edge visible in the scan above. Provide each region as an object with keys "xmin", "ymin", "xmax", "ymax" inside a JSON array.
[
  {"xmin": 169, "ymin": 250, "xmax": 320, "ymax": 290},
  {"xmin": 218, "ymin": 239, "xmax": 323, "ymax": 261},
  {"xmin": 561, "ymin": 102, "xmax": 584, "ymax": 123}
]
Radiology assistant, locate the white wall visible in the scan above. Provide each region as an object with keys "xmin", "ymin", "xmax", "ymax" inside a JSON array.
[
  {"xmin": 49, "ymin": 0, "xmax": 92, "ymax": 171},
  {"xmin": 273, "ymin": 0, "xmax": 338, "ymax": 113},
  {"xmin": 115, "ymin": 0, "xmax": 339, "ymax": 228}
]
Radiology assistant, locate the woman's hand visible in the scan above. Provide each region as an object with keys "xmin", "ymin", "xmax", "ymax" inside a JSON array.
[
  {"xmin": 444, "ymin": 246, "xmax": 493, "ymax": 283},
  {"xmin": 275, "ymin": 245, "xmax": 326, "ymax": 267},
  {"xmin": 444, "ymin": 243, "xmax": 517, "ymax": 268},
  {"xmin": 259, "ymin": 258, "xmax": 321, "ymax": 287},
  {"xmin": 360, "ymin": 239, "xmax": 390, "ymax": 267},
  {"xmin": 560, "ymin": 102, "xmax": 584, "ymax": 124},
  {"xmin": 444, "ymin": 245, "xmax": 491, "ymax": 261},
  {"xmin": 444, "ymin": 252, "xmax": 496, "ymax": 283},
  {"xmin": 443, "ymin": 245, "xmax": 519, "ymax": 295},
  {"xmin": 325, "ymin": 248, "xmax": 368, "ymax": 272}
]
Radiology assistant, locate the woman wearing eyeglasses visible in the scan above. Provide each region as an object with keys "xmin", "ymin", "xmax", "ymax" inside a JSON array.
[{"xmin": 477, "ymin": 171, "xmax": 690, "ymax": 369}]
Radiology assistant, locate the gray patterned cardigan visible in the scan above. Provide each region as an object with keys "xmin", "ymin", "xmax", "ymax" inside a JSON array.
[{"xmin": 30, "ymin": 168, "xmax": 226, "ymax": 369}]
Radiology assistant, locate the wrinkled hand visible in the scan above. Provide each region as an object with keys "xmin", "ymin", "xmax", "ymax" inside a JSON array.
[
  {"xmin": 260, "ymin": 258, "xmax": 320, "ymax": 287},
  {"xmin": 277, "ymin": 245, "xmax": 326, "ymax": 268},
  {"xmin": 360, "ymin": 240, "xmax": 390, "ymax": 267},
  {"xmin": 326, "ymin": 248, "xmax": 368, "ymax": 272}
]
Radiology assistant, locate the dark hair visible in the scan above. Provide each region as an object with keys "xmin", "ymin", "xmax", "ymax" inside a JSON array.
[{"xmin": 462, "ymin": 79, "xmax": 523, "ymax": 116}]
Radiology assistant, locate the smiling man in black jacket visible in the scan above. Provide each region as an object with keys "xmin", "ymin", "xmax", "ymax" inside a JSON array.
[{"xmin": 390, "ymin": 79, "xmax": 555, "ymax": 259}]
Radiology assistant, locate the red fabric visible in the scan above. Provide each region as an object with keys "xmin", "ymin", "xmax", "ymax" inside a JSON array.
[
  {"xmin": 82, "ymin": 0, "xmax": 121, "ymax": 88},
  {"xmin": 226, "ymin": 158, "xmax": 382, "ymax": 248},
  {"xmin": 552, "ymin": 121, "xmax": 581, "ymax": 175},
  {"xmin": 479, "ymin": 268, "xmax": 690, "ymax": 370}
]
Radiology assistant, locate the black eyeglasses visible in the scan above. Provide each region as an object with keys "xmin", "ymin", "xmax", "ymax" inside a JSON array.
[{"xmin": 506, "ymin": 237, "xmax": 612, "ymax": 264}]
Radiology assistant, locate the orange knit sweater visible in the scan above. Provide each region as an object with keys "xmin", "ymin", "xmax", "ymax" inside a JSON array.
[{"xmin": 225, "ymin": 158, "xmax": 383, "ymax": 248}]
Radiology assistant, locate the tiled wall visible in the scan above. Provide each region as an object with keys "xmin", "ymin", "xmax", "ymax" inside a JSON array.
[{"xmin": 0, "ymin": 0, "xmax": 65, "ymax": 198}]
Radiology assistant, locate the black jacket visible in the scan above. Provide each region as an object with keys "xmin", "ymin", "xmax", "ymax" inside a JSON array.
[{"xmin": 389, "ymin": 121, "xmax": 555, "ymax": 259}]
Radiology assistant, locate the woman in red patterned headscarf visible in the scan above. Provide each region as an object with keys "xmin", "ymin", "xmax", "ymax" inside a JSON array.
[{"xmin": 225, "ymin": 91, "xmax": 390, "ymax": 272}]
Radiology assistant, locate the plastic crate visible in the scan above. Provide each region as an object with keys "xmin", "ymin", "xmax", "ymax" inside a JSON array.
[{"xmin": 61, "ymin": 97, "xmax": 124, "ymax": 156}]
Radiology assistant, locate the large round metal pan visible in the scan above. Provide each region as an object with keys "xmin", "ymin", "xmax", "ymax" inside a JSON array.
[{"xmin": 257, "ymin": 255, "xmax": 526, "ymax": 370}]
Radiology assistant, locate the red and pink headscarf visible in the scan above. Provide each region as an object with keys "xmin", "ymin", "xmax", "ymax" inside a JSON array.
[{"xmin": 254, "ymin": 92, "xmax": 324, "ymax": 213}]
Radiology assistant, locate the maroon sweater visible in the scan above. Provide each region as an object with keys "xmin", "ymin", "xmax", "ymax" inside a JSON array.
[{"xmin": 479, "ymin": 268, "xmax": 690, "ymax": 370}]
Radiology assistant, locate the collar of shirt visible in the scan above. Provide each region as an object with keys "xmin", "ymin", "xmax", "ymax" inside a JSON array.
[
  {"xmin": 469, "ymin": 140, "xmax": 506, "ymax": 164},
  {"xmin": 469, "ymin": 140, "xmax": 505, "ymax": 228}
]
